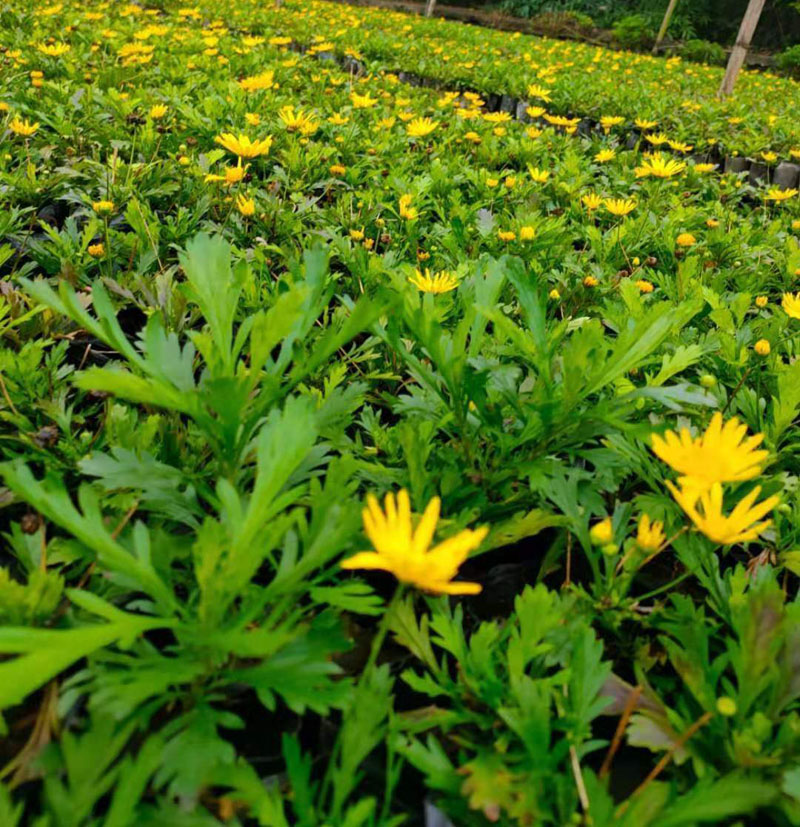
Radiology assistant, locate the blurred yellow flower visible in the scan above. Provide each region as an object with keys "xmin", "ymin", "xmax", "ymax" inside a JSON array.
[
  {"xmin": 351, "ymin": 91, "xmax": 378, "ymax": 109},
  {"xmin": 526, "ymin": 84, "xmax": 552, "ymax": 102},
  {"xmin": 635, "ymin": 153, "xmax": 686, "ymax": 179},
  {"xmin": 238, "ymin": 71, "xmax": 275, "ymax": 92},
  {"xmin": 782, "ymin": 292, "xmax": 800, "ymax": 319},
  {"xmin": 236, "ymin": 194, "xmax": 255, "ymax": 216},
  {"xmin": 765, "ymin": 187, "xmax": 798, "ymax": 202},
  {"xmin": 604, "ymin": 198, "xmax": 636, "ymax": 217},
  {"xmin": 582, "ymin": 193, "xmax": 603, "ymax": 211},
  {"xmin": 667, "ymin": 481, "xmax": 778, "ymax": 545},
  {"xmin": 636, "ymin": 514, "xmax": 665, "ymax": 551},
  {"xmin": 341, "ymin": 490, "xmax": 486, "ymax": 594},
  {"xmin": 644, "ymin": 132, "xmax": 669, "ymax": 146},
  {"xmin": 214, "ymin": 132, "xmax": 272, "ymax": 158},
  {"xmin": 9, "ymin": 117, "xmax": 39, "ymax": 137},
  {"xmin": 406, "ymin": 117, "xmax": 438, "ymax": 138},
  {"xmin": 278, "ymin": 106, "xmax": 318, "ymax": 136},
  {"xmin": 528, "ymin": 166, "xmax": 550, "ymax": 183},
  {"xmin": 205, "ymin": 163, "xmax": 246, "ymax": 185},
  {"xmin": 590, "ymin": 518, "xmax": 613, "ymax": 545},
  {"xmin": 399, "ymin": 194, "xmax": 418, "ymax": 220},
  {"xmin": 409, "ymin": 268, "xmax": 459, "ymax": 294},
  {"xmin": 600, "ymin": 115, "xmax": 623, "ymax": 132},
  {"xmin": 651, "ymin": 412, "xmax": 768, "ymax": 497},
  {"xmin": 37, "ymin": 42, "xmax": 70, "ymax": 57}
]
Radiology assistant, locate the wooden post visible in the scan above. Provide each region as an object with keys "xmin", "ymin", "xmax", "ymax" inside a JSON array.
[
  {"xmin": 424, "ymin": 0, "xmax": 436, "ymax": 17},
  {"xmin": 652, "ymin": 0, "xmax": 680, "ymax": 54},
  {"xmin": 718, "ymin": 0, "xmax": 766, "ymax": 97}
]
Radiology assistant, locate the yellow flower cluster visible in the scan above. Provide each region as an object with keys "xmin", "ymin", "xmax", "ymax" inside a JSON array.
[{"xmin": 651, "ymin": 413, "xmax": 778, "ymax": 545}]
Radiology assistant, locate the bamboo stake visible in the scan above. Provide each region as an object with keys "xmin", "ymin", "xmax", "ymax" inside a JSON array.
[
  {"xmin": 718, "ymin": 0, "xmax": 766, "ymax": 97},
  {"xmin": 652, "ymin": 0, "xmax": 680, "ymax": 54},
  {"xmin": 424, "ymin": 0, "xmax": 436, "ymax": 17}
]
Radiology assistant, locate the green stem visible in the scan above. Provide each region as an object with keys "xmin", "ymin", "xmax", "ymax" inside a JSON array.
[
  {"xmin": 104, "ymin": 218, "xmax": 111, "ymax": 279},
  {"xmin": 634, "ymin": 569, "xmax": 691, "ymax": 603},
  {"xmin": 362, "ymin": 584, "xmax": 405, "ymax": 676},
  {"xmin": 322, "ymin": 584, "xmax": 405, "ymax": 812}
]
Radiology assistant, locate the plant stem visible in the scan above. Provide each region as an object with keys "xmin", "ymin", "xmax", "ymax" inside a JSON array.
[
  {"xmin": 322, "ymin": 584, "xmax": 405, "ymax": 812},
  {"xmin": 362, "ymin": 584, "xmax": 405, "ymax": 676},
  {"xmin": 634, "ymin": 568, "xmax": 691, "ymax": 602},
  {"xmin": 616, "ymin": 711, "xmax": 712, "ymax": 816}
]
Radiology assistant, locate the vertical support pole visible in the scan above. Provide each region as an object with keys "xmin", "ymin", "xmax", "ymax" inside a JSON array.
[
  {"xmin": 718, "ymin": 0, "xmax": 766, "ymax": 97},
  {"xmin": 652, "ymin": 0, "xmax": 680, "ymax": 54}
]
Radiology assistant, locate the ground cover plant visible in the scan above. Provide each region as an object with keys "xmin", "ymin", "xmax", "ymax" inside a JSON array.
[{"xmin": 2, "ymin": 0, "xmax": 800, "ymax": 824}]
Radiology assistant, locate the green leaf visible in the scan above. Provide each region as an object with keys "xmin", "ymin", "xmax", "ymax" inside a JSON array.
[
  {"xmin": 230, "ymin": 612, "xmax": 350, "ymax": 715},
  {"xmin": 79, "ymin": 447, "xmax": 201, "ymax": 527},
  {"xmin": 652, "ymin": 772, "xmax": 776, "ymax": 826},
  {"xmin": 585, "ymin": 299, "xmax": 701, "ymax": 397},
  {"xmin": 19, "ymin": 277, "xmax": 144, "ymax": 369},
  {"xmin": 104, "ymin": 736, "xmax": 165, "ymax": 827},
  {"xmin": 179, "ymin": 233, "xmax": 243, "ymax": 376},
  {"xmin": 235, "ymin": 395, "xmax": 318, "ymax": 551},
  {"xmin": 310, "ymin": 582, "xmax": 384, "ymax": 616},
  {"xmin": 0, "ymin": 608, "xmax": 170, "ymax": 710},
  {"xmin": 328, "ymin": 664, "xmax": 393, "ymax": 816},
  {"xmin": 651, "ymin": 344, "xmax": 706, "ymax": 386},
  {"xmin": 0, "ymin": 462, "xmax": 176, "ymax": 609},
  {"xmin": 770, "ymin": 360, "xmax": 800, "ymax": 445},
  {"xmin": 565, "ymin": 627, "xmax": 612, "ymax": 739},
  {"xmin": 481, "ymin": 508, "xmax": 566, "ymax": 553}
]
